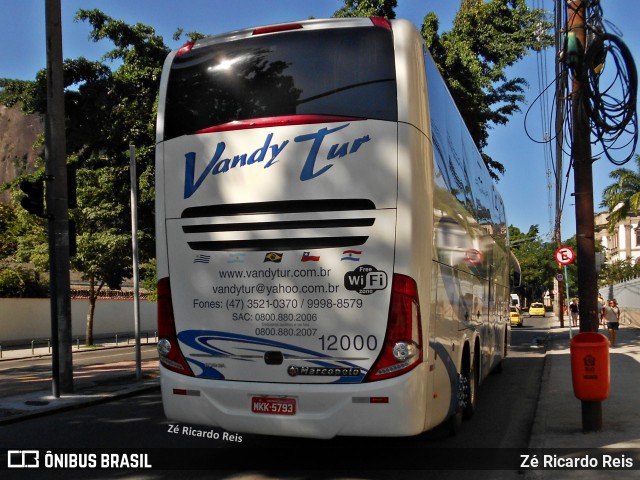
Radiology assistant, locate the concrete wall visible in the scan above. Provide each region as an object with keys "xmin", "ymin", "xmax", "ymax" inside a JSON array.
[
  {"xmin": 0, "ymin": 298, "xmax": 157, "ymax": 345},
  {"xmin": 599, "ymin": 277, "xmax": 640, "ymax": 327}
]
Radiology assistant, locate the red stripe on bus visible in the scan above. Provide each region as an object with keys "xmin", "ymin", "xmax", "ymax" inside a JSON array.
[{"xmin": 194, "ymin": 115, "xmax": 363, "ymax": 134}]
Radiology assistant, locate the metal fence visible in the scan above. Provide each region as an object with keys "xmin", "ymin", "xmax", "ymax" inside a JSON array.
[{"xmin": 0, "ymin": 331, "xmax": 157, "ymax": 359}]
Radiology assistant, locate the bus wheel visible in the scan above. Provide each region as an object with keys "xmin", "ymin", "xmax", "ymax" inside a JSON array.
[
  {"xmin": 462, "ymin": 351, "xmax": 478, "ymax": 420},
  {"xmin": 449, "ymin": 377, "xmax": 465, "ymax": 435},
  {"xmin": 493, "ymin": 330, "xmax": 508, "ymax": 374}
]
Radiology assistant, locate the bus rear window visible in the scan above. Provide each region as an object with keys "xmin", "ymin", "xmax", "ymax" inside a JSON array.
[{"xmin": 163, "ymin": 26, "xmax": 397, "ymax": 140}]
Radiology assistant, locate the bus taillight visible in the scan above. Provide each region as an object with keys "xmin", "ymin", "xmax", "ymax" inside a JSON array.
[
  {"xmin": 157, "ymin": 277, "xmax": 194, "ymax": 376},
  {"xmin": 252, "ymin": 23, "xmax": 303, "ymax": 35},
  {"xmin": 365, "ymin": 274, "xmax": 423, "ymax": 382},
  {"xmin": 175, "ymin": 41, "xmax": 195, "ymax": 57},
  {"xmin": 370, "ymin": 17, "xmax": 392, "ymax": 30}
]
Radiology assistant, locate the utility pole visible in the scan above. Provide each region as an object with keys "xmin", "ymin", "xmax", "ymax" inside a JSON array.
[
  {"xmin": 45, "ymin": 0, "xmax": 73, "ymax": 395},
  {"xmin": 555, "ymin": 0, "xmax": 567, "ymax": 327},
  {"xmin": 567, "ymin": 0, "xmax": 601, "ymax": 432},
  {"xmin": 130, "ymin": 145, "xmax": 142, "ymax": 381}
]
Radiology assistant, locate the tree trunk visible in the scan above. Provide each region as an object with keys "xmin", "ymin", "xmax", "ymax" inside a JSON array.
[
  {"xmin": 85, "ymin": 275, "xmax": 105, "ymax": 346},
  {"xmin": 85, "ymin": 276, "xmax": 95, "ymax": 346}
]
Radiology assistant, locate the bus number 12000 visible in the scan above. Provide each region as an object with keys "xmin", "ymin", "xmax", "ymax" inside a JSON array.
[{"xmin": 319, "ymin": 335, "xmax": 377, "ymax": 351}]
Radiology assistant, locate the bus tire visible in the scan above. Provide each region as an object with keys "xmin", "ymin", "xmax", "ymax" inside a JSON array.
[
  {"xmin": 448, "ymin": 376, "xmax": 465, "ymax": 435},
  {"xmin": 463, "ymin": 347, "xmax": 478, "ymax": 420},
  {"xmin": 493, "ymin": 328, "xmax": 509, "ymax": 374}
]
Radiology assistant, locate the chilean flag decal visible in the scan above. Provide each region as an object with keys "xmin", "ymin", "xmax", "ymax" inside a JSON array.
[{"xmin": 301, "ymin": 251, "xmax": 320, "ymax": 262}]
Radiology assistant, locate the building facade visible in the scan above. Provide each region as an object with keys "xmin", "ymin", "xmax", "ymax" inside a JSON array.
[{"xmin": 595, "ymin": 212, "xmax": 640, "ymax": 265}]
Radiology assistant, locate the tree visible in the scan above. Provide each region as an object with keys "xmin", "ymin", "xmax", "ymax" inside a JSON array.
[
  {"xmin": 421, "ymin": 0, "xmax": 551, "ymax": 179},
  {"xmin": 1, "ymin": 9, "xmax": 166, "ymax": 343},
  {"xmin": 0, "ymin": 196, "xmax": 49, "ymax": 297},
  {"xmin": 332, "ymin": 0, "xmax": 551, "ymax": 178},
  {"xmin": 599, "ymin": 258, "xmax": 640, "ymax": 287},
  {"xmin": 73, "ymin": 166, "xmax": 136, "ymax": 344},
  {"xmin": 68, "ymin": 10, "xmax": 166, "ymax": 344},
  {"xmin": 333, "ymin": 0, "xmax": 397, "ymax": 18},
  {"xmin": 599, "ymin": 154, "xmax": 640, "ymax": 232},
  {"xmin": 0, "ymin": 78, "xmax": 43, "ymax": 112},
  {"xmin": 0, "ymin": 203, "xmax": 18, "ymax": 259},
  {"xmin": 509, "ymin": 225, "xmax": 560, "ymax": 303},
  {"xmin": 2, "ymin": 184, "xmax": 49, "ymax": 274}
]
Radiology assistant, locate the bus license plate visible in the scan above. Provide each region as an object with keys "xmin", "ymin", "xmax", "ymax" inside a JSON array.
[{"xmin": 251, "ymin": 397, "xmax": 296, "ymax": 416}]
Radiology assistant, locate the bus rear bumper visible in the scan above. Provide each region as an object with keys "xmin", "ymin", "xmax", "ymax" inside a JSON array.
[{"xmin": 160, "ymin": 363, "xmax": 430, "ymax": 439}]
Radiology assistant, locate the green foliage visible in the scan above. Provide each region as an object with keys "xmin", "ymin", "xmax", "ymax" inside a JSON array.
[
  {"xmin": 0, "ymin": 203, "xmax": 17, "ymax": 258},
  {"xmin": 333, "ymin": 0, "xmax": 397, "ymax": 18},
  {"xmin": 0, "ymin": 264, "xmax": 49, "ymax": 297},
  {"xmin": 0, "ymin": 191, "xmax": 48, "ymax": 273},
  {"xmin": 599, "ymin": 154, "xmax": 640, "ymax": 232},
  {"xmin": 0, "ymin": 10, "xmax": 165, "ymax": 319},
  {"xmin": 598, "ymin": 154, "xmax": 640, "ymax": 283},
  {"xmin": 509, "ymin": 225, "xmax": 570, "ymax": 302},
  {"xmin": 599, "ymin": 258, "xmax": 640, "ymax": 286},
  {"xmin": 0, "ymin": 78, "xmax": 42, "ymax": 112},
  {"xmin": 0, "ymin": 266, "xmax": 25, "ymax": 296},
  {"xmin": 140, "ymin": 258, "xmax": 158, "ymax": 301},
  {"xmin": 72, "ymin": 166, "xmax": 133, "ymax": 289},
  {"xmin": 172, "ymin": 28, "xmax": 206, "ymax": 43},
  {"xmin": 421, "ymin": 0, "xmax": 552, "ymax": 179},
  {"xmin": 333, "ymin": 0, "xmax": 553, "ymax": 179},
  {"xmin": 0, "ymin": 188, "xmax": 50, "ymax": 298}
]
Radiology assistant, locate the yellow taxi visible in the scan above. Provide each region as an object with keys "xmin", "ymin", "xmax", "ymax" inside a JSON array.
[
  {"xmin": 510, "ymin": 306, "xmax": 523, "ymax": 327},
  {"xmin": 529, "ymin": 302, "xmax": 546, "ymax": 317}
]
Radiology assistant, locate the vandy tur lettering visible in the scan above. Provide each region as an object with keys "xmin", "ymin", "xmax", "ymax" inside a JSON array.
[{"xmin": 183, "ymin": 124, "xmax": 371, "ymax": 198}]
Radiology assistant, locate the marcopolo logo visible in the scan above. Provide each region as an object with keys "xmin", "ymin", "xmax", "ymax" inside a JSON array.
[
  {"xmin": 288, "ymin": 365, "xmax": 362, "ymax": 377},
  {"xmin": 344, "ymin": 264, "xmax": 388, "ymax": 295}
]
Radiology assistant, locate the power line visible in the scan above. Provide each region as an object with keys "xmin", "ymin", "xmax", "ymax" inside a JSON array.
[{"xmin": 524, "ymin": 0, "xmax": 638, "ymax": 241}]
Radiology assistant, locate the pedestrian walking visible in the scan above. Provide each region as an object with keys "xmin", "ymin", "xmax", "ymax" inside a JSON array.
[
  {"xmin": 602, "ymin": 299, "xmax": 620, "ymax": 346},
  {"xmin": 569, "ymin": 298, "xmax": 579, "ymax": 327},
  {"xmin": 597, "ymin": 293, "xmax": 605, "ymax": 313}
]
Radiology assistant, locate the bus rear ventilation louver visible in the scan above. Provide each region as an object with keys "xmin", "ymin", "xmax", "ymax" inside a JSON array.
[{"xmin": 180, "ymin": 199, "xmax": 376, "ymax": 252}]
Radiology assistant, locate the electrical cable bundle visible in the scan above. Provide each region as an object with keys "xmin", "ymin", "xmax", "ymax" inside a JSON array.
[
  {"xmin": 525, "ymin": 0, "xmax": 638, "ymax": 165},
  {"xmin": 572, "ymin": 0, "xmax": 638, "ymax": 166},
  {"xmin": 522, "ymin": 0, "xmax": 638, "ymax": 241},
  {"xmin": 582, "ymin": 30, "xmax": 638, "ymax": 165}
]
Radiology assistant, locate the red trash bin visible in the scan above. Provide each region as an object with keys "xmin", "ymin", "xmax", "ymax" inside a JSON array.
[{"xmin": 570, "ymin": 332, "xmax": 610, "ymax": 401}]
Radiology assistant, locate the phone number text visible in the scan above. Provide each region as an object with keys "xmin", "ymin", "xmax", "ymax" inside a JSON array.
[{"xmin": 237, "ymin": 298, "xmax": 363, "ymax": 310}]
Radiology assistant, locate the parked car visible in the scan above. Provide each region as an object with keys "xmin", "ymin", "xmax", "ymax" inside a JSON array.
[
  {"xmin": 510, "ymin": 306, "xmax": 523, "ymax": 327},
  {"xmin": 529, "ymin": 302, "xmax": 546, "ymax": 317}
]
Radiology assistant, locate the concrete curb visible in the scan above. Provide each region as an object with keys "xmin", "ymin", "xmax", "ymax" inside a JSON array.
[{"xmin": 0, "ymin": 379, "xmax": 159, "ymax": 426}]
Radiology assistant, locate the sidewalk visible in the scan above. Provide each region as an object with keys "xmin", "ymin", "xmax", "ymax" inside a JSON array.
[
  {"xmin": 527, "ymin": 318, "xmax": 640, "ymax": 479},
  {"xmin": 0, "ymin": 342, "xmax": 159, "ymax": 425}
]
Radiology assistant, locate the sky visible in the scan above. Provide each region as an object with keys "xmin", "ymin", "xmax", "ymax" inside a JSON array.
[{"xmin": 1, "ymin": 0, "xmax": 638, "ymax": 242}]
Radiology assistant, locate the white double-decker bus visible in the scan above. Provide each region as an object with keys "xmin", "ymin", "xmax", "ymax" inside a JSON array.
[{"xmin": 155, "ymin": 17, "xmax": 513, "ymax": 438}]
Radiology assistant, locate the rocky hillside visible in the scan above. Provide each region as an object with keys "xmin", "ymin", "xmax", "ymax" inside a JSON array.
[{"xmin": 0, "ymin": 104, "xmax": 44, "ymax": 202}]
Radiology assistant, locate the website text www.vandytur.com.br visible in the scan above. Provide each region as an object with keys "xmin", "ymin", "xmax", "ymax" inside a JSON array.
[{"xmin": 218, "ymin": 266, "xmax": 332, "ymax": 281}]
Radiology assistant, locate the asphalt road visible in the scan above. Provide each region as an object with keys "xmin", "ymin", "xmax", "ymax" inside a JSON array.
[
  {"xmin": 0, "ymin": 316, "xmax": 551, "ymax": 479},
  {"xmin": 0, "ymin": 345, "xmax": 158, "ymax": 399}
]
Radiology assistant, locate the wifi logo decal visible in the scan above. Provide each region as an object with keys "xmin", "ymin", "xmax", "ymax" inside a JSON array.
[{"xmin": 344, "ymin": 265, "xmax": 388, "ymax": 295}]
